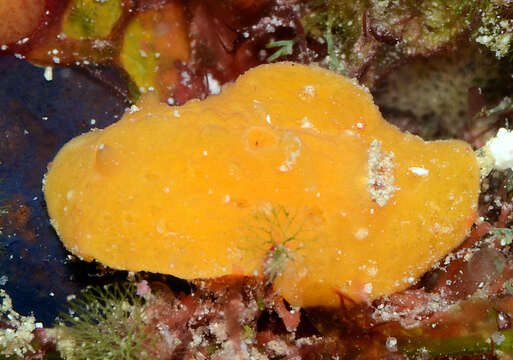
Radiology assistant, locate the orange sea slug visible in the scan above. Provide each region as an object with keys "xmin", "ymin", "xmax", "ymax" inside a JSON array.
[{"xmin": 43, "ymin": 63, "xmax": 480, "ymax": 307}]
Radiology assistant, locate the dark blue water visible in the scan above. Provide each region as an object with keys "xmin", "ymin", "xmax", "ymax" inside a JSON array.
[{"xmin": 0, "ymin": 55, "xmax": 128, "ymax": 325}]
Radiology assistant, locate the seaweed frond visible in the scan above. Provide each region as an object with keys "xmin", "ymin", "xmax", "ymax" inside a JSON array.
[
  {"xmin": 243, "ymin": 204, "xmax": 316, "ymax": 285},
  {"xmin": 477, "ymin": 96, "xmax": 513, "ymax": 119},
  {"xmin": 266, "ymin": 39, "xmax": 296, "ymax": 62},
  {"xmin": 55, "ymin": 283, "xmax": 156, "ymax": 360}
]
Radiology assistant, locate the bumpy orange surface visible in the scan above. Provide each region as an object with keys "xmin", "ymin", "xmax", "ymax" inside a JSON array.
[{"xmin": 44, "ymin": 63, "xmax": 479, "ymax": 307}]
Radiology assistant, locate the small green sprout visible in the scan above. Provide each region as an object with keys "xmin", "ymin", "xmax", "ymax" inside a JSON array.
[
  {"xmin": 242, "ymin": 324, "xmax": 255, "ymax": 340},
  {"xmin": 476, "ymin": 97, "xmax": 513, "ymax": 118},
  {"xmin": 56, "ymin": 283, "xmax": 156, "ymax": 360},
  {"xmin": 266, "ymin": 40, "xmax": 296, "ymax": 62}
]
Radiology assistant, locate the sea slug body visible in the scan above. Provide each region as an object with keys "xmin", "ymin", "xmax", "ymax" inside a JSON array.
[{"xmin": 43, "ymin": 63, "xmax": 480, "ymax": 307}]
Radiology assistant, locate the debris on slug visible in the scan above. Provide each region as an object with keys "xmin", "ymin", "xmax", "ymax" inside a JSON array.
[{"xmin": 366, "ymin": 139, "xmax": 398, "ymax": 207}]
